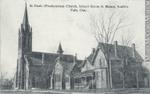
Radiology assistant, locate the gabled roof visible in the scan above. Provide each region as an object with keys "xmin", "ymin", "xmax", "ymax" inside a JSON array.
[
  {"xmin": 57, "ymin": 59, "xmax": 75, "ymax": 75},
  {"xmin": 25, "ymin": 51, "xmax": 75, "ymax": 75},
  {"xmin": 26, "ymin": 51, "xmax": 74, "ymax": 64},
  {"xmin": 88, "ymin": 42, "xmax": 144, "ymax": 65},
  {"xmin": 81, "ymin": 59, "xmax": 94, "ymax": 72},
  {"xmin": 70, "ymin": 60, "xmax": 83, "ymax": 76}
]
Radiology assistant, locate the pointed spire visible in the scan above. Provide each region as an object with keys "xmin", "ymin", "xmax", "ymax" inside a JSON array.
[
  {"xmin": 22, "ymin": 2, "xmax": 29, "ymax": 29},
  {"xmin": 57, "ymin": 43, "xmax": 64, "ymax": 54}
]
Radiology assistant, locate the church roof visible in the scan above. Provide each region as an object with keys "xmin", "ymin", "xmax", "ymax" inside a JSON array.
[
  {"xmin": 25, "ymin": 51, "xmax": 75, "ymax": 75},
  {"xmin": 27, "ymin": 52, "xmax": 74, "ymax": 65}
]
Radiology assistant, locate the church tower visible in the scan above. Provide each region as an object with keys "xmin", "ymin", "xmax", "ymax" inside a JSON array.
[
  {"xmin": 18, "ymin": 3, "xmax": 32, "ymax": 56},
  {"xmin": 15, "ymin": 3, "xmax": 32, "ymax": 89}
]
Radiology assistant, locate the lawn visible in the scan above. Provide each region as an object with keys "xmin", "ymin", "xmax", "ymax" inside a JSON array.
[{"xmin": 1, "ymin": 88, "xmax": 150, "ymax": 94}]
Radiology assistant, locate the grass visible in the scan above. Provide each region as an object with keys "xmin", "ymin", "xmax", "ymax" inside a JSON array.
[{"xmin": 1, "ymin": 88, "xmax": 150, "ymax": 94}]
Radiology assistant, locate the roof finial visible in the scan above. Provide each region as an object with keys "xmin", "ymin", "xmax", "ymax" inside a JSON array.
[
  {"xmin": 57, "ymin": 43, "xmax": 64, "ymax": 54},
  {"xmin": 22, "ymin": 1, "xmax": 29, "ymax": 28}
]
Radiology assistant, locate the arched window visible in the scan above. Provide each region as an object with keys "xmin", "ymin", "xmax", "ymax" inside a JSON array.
[
  {"xmin": 101, "ymin": 71, "xmax": 104, "ymax": 80},
  {"xmin": 32, "ymin": 77, "xmax": 35, "ymax": 88},
  {"xmin": 55, "ymin": 74, "xmax": 61, "ymax": 82},
  {"xmin": 99, "ymin": 59, "xmax": 102, "ymax": 67}
]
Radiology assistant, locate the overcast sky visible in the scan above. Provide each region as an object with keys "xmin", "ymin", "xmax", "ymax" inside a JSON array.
[{"xmin": 0, "ymin": 0, "xmax": 145, "ymax": 78}]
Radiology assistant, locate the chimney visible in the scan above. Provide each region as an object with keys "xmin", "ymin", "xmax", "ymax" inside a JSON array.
[
  {"xmin": 74, "ymin": 53, "xmax": 77, "ymax": 60},
  {"xmin": 92, "ymin": 48, "xmax": 95, "ymax": 54},
  {"xmin": 73, "ymin": 53, "xmax": 77, "ymax": 65},
  {"xmin": 132, "ymin": 43, "xmax": 136, "ymax": 58},
  {"xmin": 114, "ymin": 41, "xmax": 118, "ymax": 57},
  {"xmin": 42, "ymin": 54, "xmax": 45, "ymax": 64}
]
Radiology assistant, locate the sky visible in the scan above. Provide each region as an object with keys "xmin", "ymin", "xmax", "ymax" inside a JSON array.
[{"xmin": 0, "ymin": 0, "xmax": 145, "ymax": 78}]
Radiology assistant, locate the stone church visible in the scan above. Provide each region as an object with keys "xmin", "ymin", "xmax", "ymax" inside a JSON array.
[
  {"xmin": 14, "ymin": 4, "xmax": 82, "ymax": 90},
  {"xmin": 14, "ymin": 4, "xmax": 148, "ymax": 90}
]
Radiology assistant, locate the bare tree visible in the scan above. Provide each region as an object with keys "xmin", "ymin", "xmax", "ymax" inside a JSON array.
[
  {"xmin": 121, "ymin": 30, "xmax": 134, "ymax": 46},
  {"xmin": 90, "ymin": 11, "xmax": 129, "ymax": 88},
  {"xmin": 90, "ymin": 11, "xmax": 128, "ymax": 44}
]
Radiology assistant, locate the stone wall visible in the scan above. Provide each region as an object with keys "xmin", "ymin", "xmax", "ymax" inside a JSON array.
[{"xmin": 29, "ymin": 65, "xmax": 49, "ymax": 89}]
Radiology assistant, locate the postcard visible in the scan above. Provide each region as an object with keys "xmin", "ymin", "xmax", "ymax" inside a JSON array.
[{"xmin": 0, "ymin": 0, "xmax": 149, "ymax": 94}]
